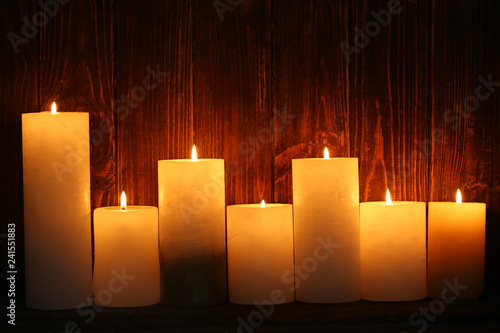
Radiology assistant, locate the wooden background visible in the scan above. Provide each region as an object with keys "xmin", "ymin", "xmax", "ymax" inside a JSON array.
[{"xmin": 1, "ymin": 0, "xmax": 499, "ymax": 302}]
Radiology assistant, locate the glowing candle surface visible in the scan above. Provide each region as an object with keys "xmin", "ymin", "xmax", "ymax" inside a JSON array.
[
  {"xmin": 22, "ymin": 102, "xmax": 92, "ymax": 309},
  {"xmin": 93, "ymin": 192, "xmax": 160, "ymax": 307},
  {"xmin": 428, "ymin": 189, "xmax": 486, "ymax": 299},
  {"xmin": 360, "ymin": 190, "xmax": 426, "ymax": 301},
  {"xmin": 292, "ymin": 148, "xmax": 361, "ymax": 303},
  {"xmin": 158, "ymin": 146, "xmax": 226, "ymax": 305},
  {"xmin": 227, "ymin": 201, "xmax": 293, "ymax": 304}
]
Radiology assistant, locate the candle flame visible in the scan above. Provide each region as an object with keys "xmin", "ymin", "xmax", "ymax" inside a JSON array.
[
  {"xmin": 324, "ymin": 147, "xmax": 329, "ymax": 160},
  {"xmin": 120, "ymin": 191, "xmax": 127, "ymax": 210},
  {"xmin": 456, "ymin": 189, "xmax": 462, "ymax": 204},
  {"xmin": 261, "ymin": 200, "xmax": 265, "ymax": 208},
  {"xmin": 191, "ymin": 145, "xmax": 198, "ymax": 162},
  {"xmin": 51, "ymin": 102, "xmax": 57, "ymax": 114},
  {"xmin": 386, "ymin": 189, "xmax": 392, "ymax": 205}
]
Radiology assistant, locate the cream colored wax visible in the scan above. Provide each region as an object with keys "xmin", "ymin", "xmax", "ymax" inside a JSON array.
[
  {"xmin": 428, "ymin": 193, "xmax": 485, "ymax": 299},
  {"xmin": 360, "ymin": 198, "xmax": 426, "ymax": 301},
  {"xmin": 227, "ymin": 202, "xmax": 294, "ymax": 304},
  {"xmin": 158, "ymin": 151, "xmax": 226, "ymax": 305},
  {"xmin": 93, "ymin": 197, "xmax": 160, "ymax": 307},
  {"xmin": 292, "ymin": 156, "xmax": 361, "ymax": 303},
  {"xmin": 22, "ymin": 107, "xmax": 92, "ymax": 309}
]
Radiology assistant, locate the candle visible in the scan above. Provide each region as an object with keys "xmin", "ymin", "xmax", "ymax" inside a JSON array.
[
  {"xmin": 360, "ymin": 190, "xmax": 426, "ymax": 301},
  {"xmin": 292, "ymin": 148, "xmax": 361, "ymax": 303},
  {"xmin": 93, "ymin": 192, "xmax": 160, "ymax": 307},
  {"xmin": 227, "ymin": 200, "xmax": 293, "ymax": 304},
  {"xmin": 158, "ymin": 145, "xmax": 226, "ymax": 305},
  {"xmin": 22, "ymin": 102, "xmax": 92, "ymax": 309},
  {"xmin": 428, "ymin": 189, "xmax": 486, "ymax": 299}
]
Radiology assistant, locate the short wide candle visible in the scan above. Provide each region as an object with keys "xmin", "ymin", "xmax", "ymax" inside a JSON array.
[
  {"xmin": 428, "ymin": 191, "xmax": 486, "ymax": 299},
  {"xmin": 93, "ymin": 198, "xmax": 160, "ymax": 307},
  {"xmin": 158, "ymin": 149, "xmax": 226, "ymax": 306},
  {"xmin": 22, "ymin": 105, "xmax": 92, "ymax": 309},
  {"xmin": 227, "ymin": 202, "xmax": 294, "ymax": 304},
  {"xmin": 292, "ymin": 155, "xmax": 361, "ymax": 303},
  {"xmin": 360, "ymin": 195, "xmax": 426, "ymax": 301}
]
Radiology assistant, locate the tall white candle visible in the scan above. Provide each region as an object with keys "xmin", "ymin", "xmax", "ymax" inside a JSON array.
[
  {"xmin": 227, "ymin": 201, "xmax": 293, "ymax": 304},
  {"xmin": 93, "ymin": 192, "xmax": 160, "ymax": 307},
  {"xmin": 158, "ymin": 145, "xmax": 226, "ymax": 305},
  {"xmin": 22, "ymin": 103, "xmax": 92, "ymax": 309},
  {"xmin": 292, "ymin": 149, "xmax": 361, "ymax": 303},
  {"xmin": 360, "ymin": 190, "xmax": 426, "ymax": 301},
  {"xmin": 428, "ymin": 189, "xmax": 486, "ymax": 299}
]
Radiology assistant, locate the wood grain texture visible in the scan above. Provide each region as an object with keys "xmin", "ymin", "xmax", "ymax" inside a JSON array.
[
  {"xmin": 350, "ymin": 0, "xmax": 430, "ymax": 202},
  {"xmin": 273, "ymin": 0, "xmax": 351, "ymax": 204},
  {"xmin": 38, "ymin": 0, "xmax": 115, "ymax": 209},
  {"xmin": 193, "ymin": 0, "xmax": 272, "ymax": 205},
  {"xmin": 116, "ymin": 0, "xmax": 193, "ymax": 207},
  {"xmin": 1, "ymin": 0, "xmax": 500, "ymax": 304},
  {"xmin": 0, "ymin": 0, "xmax": 38, "ymax": 300},
  {"xmin": 429, "ymin": 0, "xmax": 500, "ymax": 295}
]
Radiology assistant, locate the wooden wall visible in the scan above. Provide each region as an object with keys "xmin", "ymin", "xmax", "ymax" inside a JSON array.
[{"xmin": 1, "ymin": 0, "xmax": 499, "ymax": 298}]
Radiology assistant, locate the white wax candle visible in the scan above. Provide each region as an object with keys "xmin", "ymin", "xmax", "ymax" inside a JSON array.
[
  {"xmin": 158, "ymin": 147, "xmax": 226, "ymax": 305},
  {"xmin": 22, "ymin": 105, "xmax": 92, "ymax": 309},
  {"xmin": 292, "ymin": 155, "xmax": 361, "ymax": 303},
  {"xmin": 360, "ymin": 193, "xmax": 426, "ymax": 301},
  {"xmin": 93, "ymin": 193, "xmax": 160, "ymax": 307},
  {"xmin": 428, "ymin": 190, "xmax": 485, "ymax": 299},
  {"xmin": 227, "ymin": 202, "xmax": 294, "ymax": 304}
]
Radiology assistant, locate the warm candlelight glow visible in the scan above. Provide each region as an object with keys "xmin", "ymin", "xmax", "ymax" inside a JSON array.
[
  {"xmin": 324, "ymin": 147, "xmax": 329, "ymax": 160},
  {"xmin": 51, "ymin": 102, "xmax": 57, "ymax": 114},
  {"xmin": 191, "ymin": 145, "xmax": 197, "ymax": 162},
  {"xmin": 121, "ymin": 191, "xmax": 127, "ymax": 210},
  {"xmin": 456, "ymin": 189, "xmax": 462, "ymax": 204},
  {"xmin": 386, "ymin": 189, "xmax": 392, "ymax": 205},
  {"xmin": 261, "ymin": 200, "xmax": 265, "ymax": 208}
]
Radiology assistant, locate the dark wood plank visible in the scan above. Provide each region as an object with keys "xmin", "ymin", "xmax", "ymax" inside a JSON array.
[
  {"xmin": 429, "ymin": 0, "xmax": 500, "ymax": 295},
  {"xmin": 0, "ymin": 0, "xmax": 38, "ymax": 300},
  {"xmin": 193, "ymin": 0, "xmax": 272, "ymax": 205},
  {"xmin": 14, "ymin": 299, "xmax": 500, "ymax": 332},
  {"xmin": 116, "ymin": 0, "xmax": 193, "ymax": 206},
  {"xmin": 349, "ymin": 0, "xmax": 430, "ymax": 202},
  {"xmin": 38, "ymin": 0, "xmax": 115, "ymax": 209},
  {"xmin": 272, "ymin": 0, "xmax": 351, "ymax": 204}
]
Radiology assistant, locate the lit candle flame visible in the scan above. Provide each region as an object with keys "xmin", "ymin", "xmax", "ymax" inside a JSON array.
[
  {"xmin": 191, "ymin": 145, "xmax": 197, "ymax": 162},
  {"xmin": 324, "ymin": 147, "xmax": 329, "ymax": 160},
  {"xmin": 51, "ymin": 102, "xmax": 57, "ymax": 114},
  {"xmin": 121, "ymin": 191, "xmax": 127, "ymax": 210},
  {"xmin": 456, "ymin": 189, "xmax": 462, "ymax": 204},
  {"xmin": 386, "ymin": 189, "xmax": 392, "ymax": 205},
  {"xmin": 261, "ymin": 200, "xmax": 265, "ymax": 208}
]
